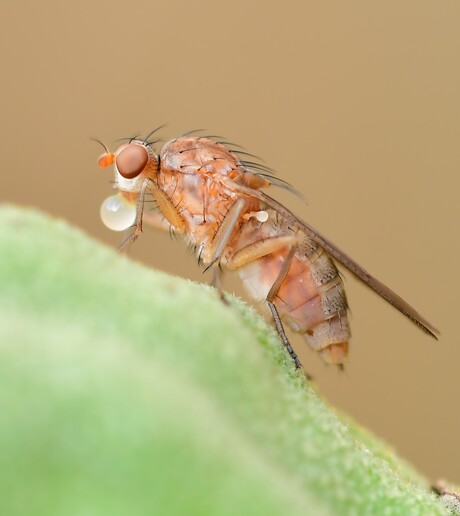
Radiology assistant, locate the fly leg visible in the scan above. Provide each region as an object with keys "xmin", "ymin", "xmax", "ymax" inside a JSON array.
[
  {"xmin": 226, "ymin": 236, "xmax": 302, "ymax": 369},
  {"xmin": 119, "ymin": 178, "xmax": 151, "ymax": 254},
  {"xmin": 205, "ymin": 198, "xmax": 247, "ymax": 271},
  {"xmin": 212, "ymin": 266, "xmax": 228, "ymax": 304},
  {"xmin": 203, "ymin": 198, "xmax": 247, "ymax": 301},
  {"xmin": 120, "ymin": 179, "xmax": 186, "ymax": 253},
  {"xmin": 265, "ymin": 245, "xmax": 302, "ymax": 369}
]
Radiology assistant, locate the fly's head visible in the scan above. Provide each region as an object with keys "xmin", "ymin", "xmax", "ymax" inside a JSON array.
[
  {"xmin": 97, "ymin": 138, "xmax": 159, "ymax": 191},
  {"xmin": 95, "ymin": 138, "xmax": 160, "ymax": 231}
]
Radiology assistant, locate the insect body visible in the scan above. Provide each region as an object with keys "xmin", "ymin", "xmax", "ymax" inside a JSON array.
[{"xmin": 96, "ymin": 131, "xmax": 438, "ymax": 368}]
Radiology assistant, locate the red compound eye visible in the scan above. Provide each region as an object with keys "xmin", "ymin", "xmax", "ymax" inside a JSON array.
[{"xmin": 116, "ymin": 144, "xmax": 148, "ymax": 179}]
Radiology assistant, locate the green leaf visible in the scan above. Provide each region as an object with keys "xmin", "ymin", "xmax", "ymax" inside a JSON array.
[{"xmin": 0, "ymin": 206, "xmax": 448, "ymax": 515}]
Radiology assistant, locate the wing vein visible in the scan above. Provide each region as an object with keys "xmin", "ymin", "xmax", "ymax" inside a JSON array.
[{"xmin": 227, "ymin": 179, "xmax": 439, "ymax": 339}]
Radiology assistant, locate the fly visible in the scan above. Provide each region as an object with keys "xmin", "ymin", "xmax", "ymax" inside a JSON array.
[{"xmin": 95, "ymin": 129, "xmax": 439, "ymax": 369}]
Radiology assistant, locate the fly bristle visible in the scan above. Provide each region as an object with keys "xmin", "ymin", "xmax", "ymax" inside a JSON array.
[{"xmin": 143, "ymin": 124, "xmax": 167, "ymax": 143}]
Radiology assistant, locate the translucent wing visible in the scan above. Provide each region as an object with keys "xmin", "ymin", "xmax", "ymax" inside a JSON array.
[{"xmin": 227, "ymin": 179, "xmax": 439, "ymax": 339}]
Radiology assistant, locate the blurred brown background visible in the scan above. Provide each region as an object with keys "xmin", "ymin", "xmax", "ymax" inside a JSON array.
[{"xmin": 1, "ymin": 0, "xmax": 458, "ymax": 482}]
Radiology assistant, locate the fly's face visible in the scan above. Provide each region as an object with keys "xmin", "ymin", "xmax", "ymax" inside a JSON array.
[
  {"xmin": 96, "ymin": 139, "xmax": 159, "ymax": 231},
  {"xmin": 98, "ymin": 140, "xmax": 159, "ymax": 192}
]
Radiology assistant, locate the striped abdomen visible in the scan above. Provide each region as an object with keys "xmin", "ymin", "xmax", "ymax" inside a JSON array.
[{"xmin": 233, "ymin": 209, "xmax": 350, "ymax": 365}]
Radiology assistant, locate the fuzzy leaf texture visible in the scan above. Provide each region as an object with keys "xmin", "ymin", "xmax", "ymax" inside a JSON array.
[{"xmin": 0, "ymin": 206, "xmax": 450, "ymax": 516}]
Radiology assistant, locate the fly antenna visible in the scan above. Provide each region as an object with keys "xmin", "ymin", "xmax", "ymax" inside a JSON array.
[{"xmin": 89, "ymin": 137, "xmax": 110, "ymax": 154}]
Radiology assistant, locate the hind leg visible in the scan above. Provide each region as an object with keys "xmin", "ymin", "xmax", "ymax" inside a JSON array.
[
  {"xmin": 265, "ymin": 245, "xmax": 301, "ymax": 369},
  {"xmin": 226, "ymin": 237, "xmax": 301, "ymax": 369}
]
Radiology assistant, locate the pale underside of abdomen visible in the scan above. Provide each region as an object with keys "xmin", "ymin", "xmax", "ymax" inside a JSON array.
[{"xmin": 234, "ymin": 211, "xmax": 351, "ymax": 365}]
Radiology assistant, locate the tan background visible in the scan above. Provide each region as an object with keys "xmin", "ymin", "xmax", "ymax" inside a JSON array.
[{"xmin": 1, "ymin": 0, "xmax": 459, "ymax": 482}]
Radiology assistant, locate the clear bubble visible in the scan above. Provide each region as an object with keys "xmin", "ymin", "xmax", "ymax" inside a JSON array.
[{"xmin": 100, "ymin": 194, "xmax": 136, "ymax": 231}]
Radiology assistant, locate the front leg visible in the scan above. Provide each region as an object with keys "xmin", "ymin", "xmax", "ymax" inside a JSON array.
[
  {"xmin": 119, "ymin": 178, "xmax": 152, "ymax": 254},
  {"xmin": 119, "ymin": 178, "xmax": 186, "ymax": 254}
]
